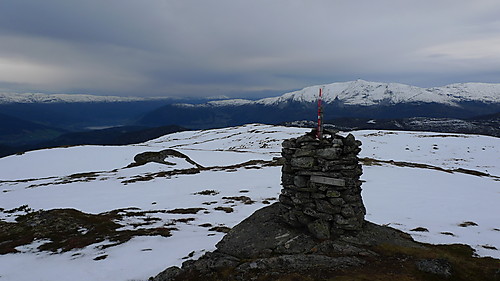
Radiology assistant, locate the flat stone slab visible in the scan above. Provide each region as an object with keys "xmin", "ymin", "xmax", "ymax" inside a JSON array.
[
  {"xmin": 236, "ymin": 254, "xmax": 365, "ymax": 273},
  {"xmin": 216, "ymin": 203, "xmax": 316, "ymax": 259},
  {"xmin": 310, "ymin": 175, "xmax": 345, "ymax": 187}
]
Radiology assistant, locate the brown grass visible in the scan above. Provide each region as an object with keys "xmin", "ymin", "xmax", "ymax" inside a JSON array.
[
  {"xmin": 0, "ymin": 208, "xmax": 175, "ymax": 254},
  {"xmin": 121, "ymin": 159, "xmax": 280, "ymax": 184},
  {"xmin": 166, "ymin": 208, "xmax": 206, "ymax": 214},
  {"xmin": 214, "ymin": 207, "xmax": 234, "ymax": 213}
]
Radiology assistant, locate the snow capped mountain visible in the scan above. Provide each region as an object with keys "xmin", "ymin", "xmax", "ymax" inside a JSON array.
[
  {"xmin": 0, "ymin": 92, "xmax": 168, "ymax": 104},
  {"xmin": 208, "ymin": 80, "xmax": 500, "ymax": 107},
  {"xmin": 431, "ymin": 82, "xmax": 500, "ymax": 103},
  {"xmin": 137, "ymin": 80, "xmax": 500, "ymax": 129},
  {"xmin": 173, "ymin": 99, "xmax": 256, "ymax": 108},
  {"xmin": 207, "ymin": 99, "xmax": 255, "ymax": 106},
  {"xmin": 2, "ymin": 80, "xmax": 499, "ymax": 106},
  {"xmin": 0, "ymin": 124, "xmax": 499, "ymax": 281},
  {"xmin": 257, "ymin": 80, "xmax": 427, "ymax": 106}
]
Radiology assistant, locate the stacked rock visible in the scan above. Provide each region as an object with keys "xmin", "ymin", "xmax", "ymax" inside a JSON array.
[{"xmin": 279, "ymin": 130, "xmax": 366, "ymax": 239}]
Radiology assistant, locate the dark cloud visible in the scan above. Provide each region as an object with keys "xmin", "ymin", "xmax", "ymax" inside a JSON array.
[{"xmin": 1, "ymin": 0, "xmax": 499, "ymax": 97}]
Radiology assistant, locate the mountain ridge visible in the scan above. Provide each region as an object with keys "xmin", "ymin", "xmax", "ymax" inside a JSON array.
[
  {"xmin": 2, "ymin": 80, "xmax": 499, "ymax": 105},
  {"xmin": 202, "ymin": 80, "xmax": 500, "ymax": 107},
  {"xmin": 0, "ymin": 92, "xmax": 172, "ymax": 104},
  {"xmin": 137, "ymin": 80, "xmax": 500, "ymax": 129}
]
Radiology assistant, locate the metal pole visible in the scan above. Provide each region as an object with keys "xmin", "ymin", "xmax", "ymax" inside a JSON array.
[{"xmin": 316, "ymin": 87, "xmax": 323, "ymax": 139}]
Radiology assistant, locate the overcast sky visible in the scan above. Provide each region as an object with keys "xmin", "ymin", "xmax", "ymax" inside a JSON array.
[{"xmin": 1, "ymin": 0, "xmax": 500, "ymax": 98}]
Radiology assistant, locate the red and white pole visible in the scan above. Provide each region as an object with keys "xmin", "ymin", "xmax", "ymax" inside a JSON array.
[{"xmin": 316, "ymin": 87, "xmax": 323, "ymax": 139}]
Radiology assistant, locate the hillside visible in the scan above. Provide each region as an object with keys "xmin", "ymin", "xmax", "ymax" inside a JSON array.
[
  {"xmin": 0, "ymin": 112, "xmax": 66, "ymax": 146},
  {"xmin": 0, "ymin": 125, "xmax": 188, "ymax": 158},
  {"xmin": 0, "ymin": 124, "xmax": 498, "ymax": 281},
  {"xmin": 283, "ymin": 113, "xmax": 500, "ymax": 137},
  {"xmin": 39, "ymin": 125, "xmax": 188, "ymax": 147},
  {"xmin": 0, "ymin": 101, "xmax": 175, "ymax": 131}
]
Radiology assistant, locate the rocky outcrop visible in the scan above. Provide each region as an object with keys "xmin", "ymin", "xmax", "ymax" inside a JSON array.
[
  {"xmin": 128, "ymin": 149, "xmax": 204, "ymax": 168},
  {"xmin": 150, "ymin": 203, "xmax": 423, "ymax": 281},
  {"xmin": 149, "ymin": 202, "xmax": 500, "ymax": 281}
]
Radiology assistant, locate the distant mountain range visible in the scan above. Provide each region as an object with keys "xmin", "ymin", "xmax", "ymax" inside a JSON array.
[
  {"xmin": 240, "ymin": 80, "xmax": 500, "ymax": 106},
  {"xmin": 138, "ymin": 80, "xmax": 500, "ymax": 128},
  {"xmin": 0, "ymin": 92, "xmax": 170, "ymax": 104},
  {"xmin": 1, "ymin": 80, "xmax": 499, "ymax": 157}
]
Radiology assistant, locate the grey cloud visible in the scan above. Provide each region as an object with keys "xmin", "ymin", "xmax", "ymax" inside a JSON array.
[{"xmin": 1, "ymin": 0, "xmax": 500, "ymax": 97}]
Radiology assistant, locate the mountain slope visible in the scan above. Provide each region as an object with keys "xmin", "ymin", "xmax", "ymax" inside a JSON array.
[
  {"xmin": 0, "ymin": 101, "xmax": 173, "ymax": 131},
  {"xmin": 40, "ymin": 125, "xmax": 188, "ymax": 147},
  {"xmin": 138, "ymin": 80, "xmax": 500, "ymax": 129},
  {"xmin": 0, "ymin": 113, "xmax": 66, "ymax": 146},
  {"xmin": 0, "ymin": 125, "xmax": 188, "ymax": 158},
  {"xmin": 257, "ymin": 80, "xmax": 500, "ymax": 106},
  {"xmin": 281, "ymin": 113, "xmax": 500, "ymax": 137}
]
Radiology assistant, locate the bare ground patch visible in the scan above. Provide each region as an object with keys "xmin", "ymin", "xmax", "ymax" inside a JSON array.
[
  {"xmin": 458, "ymin": 221, "xmax": 478, "ymax": 227},
  {"xmin": 360, "ymin": 157, "xmax": 500, "ymax": 180},
  {"xmin": 209, "ymin": 226, "xmax": 231, "ymax": 233},
  {"xmin": 166, "ymin": 208, "xmax": 206, "ymax": 214},
  {"xmin": 222, "ymin": 196, "xmax": 255, "ymax": 205},
  {"xmin": 0, "ymin": 208, "xmax": 175, "ymax": 254},
  {"xmin": 193, "ymin": 190, "xmax": 220, "ymax": 196},
  {"xmin": 214, "ymin": 207, "xmax": 234, "ymax": 213},
  {"xmin": 121, "ymin": 159, "xmax": 280, "ymax": 184}
]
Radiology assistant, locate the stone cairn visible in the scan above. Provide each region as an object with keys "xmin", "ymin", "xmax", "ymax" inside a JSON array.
[{"xmin": 279, "ymin": 129, "xmax": 366, "ymax": 239}]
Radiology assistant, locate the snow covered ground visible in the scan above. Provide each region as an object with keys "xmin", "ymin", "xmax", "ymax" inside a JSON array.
[{"xmin": 0, "ymin": 124, "xmax": 498, "ymax": 281}]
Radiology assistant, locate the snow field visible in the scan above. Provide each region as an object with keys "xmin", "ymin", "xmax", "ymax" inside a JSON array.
[{"xmin": 0, "ymin": 124, "xmax": 498, "ymax": 281}]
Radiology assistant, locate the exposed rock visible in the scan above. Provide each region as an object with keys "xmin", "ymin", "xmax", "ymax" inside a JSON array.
[
  {"xmin": 129, "ymin": 149, "xmax": 204, "ymax": 168},
  {"xmin": 149, "ymin": 201, "xmax": 500, "ymax": 281},
  {"xmin": 293, "ymin": 175, "xmax": 309, "ymax": 188},
  {"xmin": 216, "ymin": 203, "xmax": 313, "ymax": 259},
  {"xmin": 307, "ymin": 219, "xmax": 331, "ymax": 239},
  {"xmin": 181, "ymin": 251, "xmax": 240, "ymax": 272},
  {"xmin": 149, "ymin": 267, "xmax": 182, "ymax": 281},
  {"xmin": 316, "ymin": 147, "xmax": 342, "ymax": 160},
  {"xmin": 290, "ymin": 156, "xmax": 315, "ymax": 168},
  {"xmin": 149, "ymin": 203, "xmax": 425, "ymax": 281},
  {"xmin": 235, "ymin": 254, "xmax": 364, "ymax": 273},
  {"xmin": 415, "ymin": 258, "xmax": 453, "ymax": 278}
]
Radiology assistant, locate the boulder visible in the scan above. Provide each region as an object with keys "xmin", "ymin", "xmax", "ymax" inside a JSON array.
[{"xmin": 149, "ymin": 203, "xmax": 428, "ymax": 281}]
